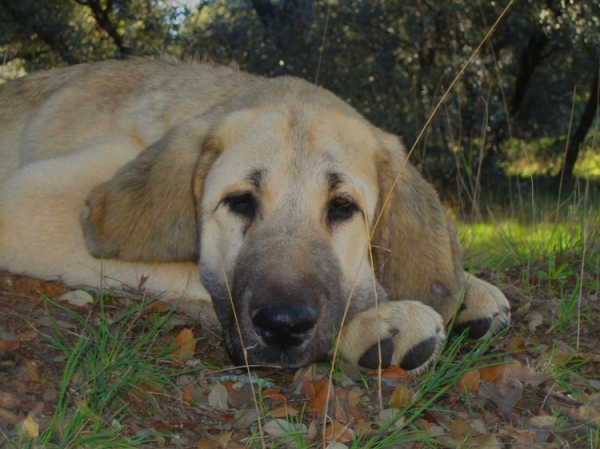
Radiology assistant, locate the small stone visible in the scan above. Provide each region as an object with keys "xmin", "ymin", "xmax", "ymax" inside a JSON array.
[
  {"xmin": 135, "ymin": 428, "xmax": 154, "ymax": 438},
  {"xmin": 0, "ymin": 392, "xmax": 20, "ymax": 409},
  {"xmin": 427, "ymin": 426, "xmax": 445, "ymax": 436},
  {"xmin": 59, "ymin": 290, "xmax": 94, "ymax": 307},
  {"xmin": 42, "ymin": 389, "xmax": 58, "ymax": 402}
]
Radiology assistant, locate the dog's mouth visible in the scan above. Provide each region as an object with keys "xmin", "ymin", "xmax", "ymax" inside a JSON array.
[{"xmin": 223, "ymin": 299, "xmax": 335, "ymax": 368}]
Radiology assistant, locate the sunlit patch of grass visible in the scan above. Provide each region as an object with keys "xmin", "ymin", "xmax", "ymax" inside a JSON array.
[
  {"xmin": 458, "ymin": 218, "xmax": 597, "ymax": 269},
  {"xmin": 575, "ymin": 149, "xmax": 600, "ymax": 179},
  {"xmin": 457, "ymin": 192, "xmax": 600, "ymax": 270}
]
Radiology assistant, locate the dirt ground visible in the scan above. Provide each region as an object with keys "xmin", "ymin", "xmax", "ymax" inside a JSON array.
[{"xmin": 0, "ymin": 271, "xmax": 599, "ymax": 448}]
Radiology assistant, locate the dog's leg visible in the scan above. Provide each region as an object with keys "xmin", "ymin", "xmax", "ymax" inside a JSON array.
[
  {"xmin": 0, "ymin": 138, "xmax": 215, "ymax": 321},
  {"xmin": 337, "ymin": 301, "xmax": 445, "ymax": 375},
  {"xmin": 451, "ymin": 272, "xmax": 511, "ymax": 339}
]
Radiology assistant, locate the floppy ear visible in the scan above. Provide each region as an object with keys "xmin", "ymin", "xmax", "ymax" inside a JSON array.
[
  {"xmin": 80, "ymin": 119, "xmax": 223, "ymax": 263},
  {"xmin": 371, "ymin": 131, "xmax": 464, "ymax": 321}
]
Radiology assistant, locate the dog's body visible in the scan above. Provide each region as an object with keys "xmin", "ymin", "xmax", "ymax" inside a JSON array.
[{"xmin": 0, "ymin": 59, "xmax": 510, "ymax": 372}]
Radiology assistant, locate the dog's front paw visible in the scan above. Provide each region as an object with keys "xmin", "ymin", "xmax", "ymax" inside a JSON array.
[
  {"xmin": 337, "ymin": 301, "xmax": 445, "ymax": 375},
  {"xmin": 452, "ymin": 273, "xmax": 511, "ymax": 340}
]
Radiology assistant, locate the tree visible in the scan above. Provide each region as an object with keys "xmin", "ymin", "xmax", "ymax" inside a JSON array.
[{"xmin": 1, "ymin": 0, "xmax": 599, "ymax": 186}]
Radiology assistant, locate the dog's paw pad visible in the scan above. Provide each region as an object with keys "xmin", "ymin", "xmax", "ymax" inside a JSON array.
[
  {"xmin": 452, "ymin": 316, "xmax": 493, "ymax": 339},
  {"xmin": 398, "ymin": 335, "xmax": 438, "ymax": 372},
  {"xmin": 339, "ymin": 301, "xmax": 445, "ymax": 375},
  {"xmin": 358, "ymin": 338, "xmax": 393, "ymax": 370},
  {"xmin": 454, "ymin": 275, "xmax": 511, "ymax": 340}
]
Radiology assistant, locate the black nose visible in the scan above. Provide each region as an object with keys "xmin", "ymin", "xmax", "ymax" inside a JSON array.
[{"xmin": 252, "ymin": 305, "xmax": 317, "ymax": 349}]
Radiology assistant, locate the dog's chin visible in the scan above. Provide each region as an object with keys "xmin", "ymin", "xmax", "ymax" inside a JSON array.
[{"xmin": 225, "ymin": 333, "xmax": 328, "ymax": 368}]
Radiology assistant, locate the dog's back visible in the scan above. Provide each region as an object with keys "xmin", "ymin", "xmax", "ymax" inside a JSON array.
[{"xmin": 0, "ymin": 59, "xmax": 258, "ymax": 183}]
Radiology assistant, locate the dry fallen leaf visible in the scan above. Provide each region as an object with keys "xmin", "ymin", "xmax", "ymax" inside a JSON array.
[
  {"xmin": 17, "ymin": 356, "xmax": 40, "ymax": 383},
  {"xmin": 208, "ymin": 384, "xmax": 229, "ymax": 411},
  {"xmin": 528, "ymin": 415, "xmax": 556, "ymax": 427},
  {"xmin": 212, "ymin": 431, "xmax": 233, "ymax": 445},
  {"xmin": 196, "ymin": 441, "xmax": 219, "ymax": 449},
  {"xmin": 388, "ymin": 386, "xmax": 411, "ymax": 408},
  {"xmin": 526, "ymin": 312, "xmax": 544, "ymax": 332},
  {"xmin": 16, "ymin": 329, "xmax": 38, "ymax": 342},
  {"xmin": 478, "ymin": 378, "xmax": 523, "ymax": 414},
  {"xmin": 0, "ymin": 340, "xmax": 20, "ymax": 351},
  {"xmin": 182, "ymin": 386, "xmax": 193, "ymax": 403},
  {"xmin": 0, "ymin": 407, "xmax": 20, "ymax": 424},
  {"xmin": 457, "ymin": 370, "xmax": 481, "ymax": 394},
  {"xmin": 131, "ymin": 382, "xmax": 161, "ymax": 400},
  {"xmin": 367, "ymin": 365, "xmax": 409, "ymax": 381},
  {"xmin": 271, "ymin": 403, "xmax": 301, "ymax": 418},
  {"xmin": 262, "ymin": 388, "xmax": 286, "ymax": 402},
  {"xmin": 480, "ymin": 365, "xmax": 509, "ymax": 384},
  {"xmin": 505, "ymin": 361, "xmax": 549, "ymax": 387},
  {"xmin": 450, "ymin": 418, "xmax": 479, "ymax": 440},
  {"xmin": 138, "ymin": 274, "xmax": 150, "ymax": 288},
  {"xmin": 145, "ymin": 301, "xmax": 172, "ymax": 313},
  {"xmin": 512, "ymin": 431, "xmax": 536, "ymax": 449},
  {"xmin": 21, "ymin": 414, "xmax": 40, "ymax": 438},
  {"xmin": 263, "ymin": 419, "xmax": 307, "ymax": 436},
  {"xmin": 324, "ymin": 420, "xmax": 355, "ymax": 443},
  {"xmin": 171, "ymin": 328, "xmax": 197, "ymax": 361},
  {"xmin": 232, "ymin": 409, "xmax": 260, "ymax": 429},
  {"xmin": 506, "ymin": 337, "xmax": 531, "ymax": 352},
  {"xmin": 311, "ymin": 379, "xmax": 334, "ymax": 418},
  {"xmin": 377, "ymin": 408, "xmax": 405, "ymax": 428},
  {"xmin": 301, "ymin": 375, "xmax": 316, "ymax": 401},
  {"xmin": 564, "ymin": 405, "xmax": 600, "ymax": 425},
  {"xmin": 353, "ymin": 421, "xmax": 375, "ymax": 436}
]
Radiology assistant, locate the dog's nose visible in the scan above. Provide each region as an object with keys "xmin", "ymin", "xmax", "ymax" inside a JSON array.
[{"xmin": 252, "ymin": 305, "xmax": 317, "ymax": 348}]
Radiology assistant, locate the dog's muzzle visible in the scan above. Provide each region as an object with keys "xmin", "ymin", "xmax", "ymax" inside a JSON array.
[{"xmin": 252, "ymin": 303, "xmax": 318, "ymax": 348}]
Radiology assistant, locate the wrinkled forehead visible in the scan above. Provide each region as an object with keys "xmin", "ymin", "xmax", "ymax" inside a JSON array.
[{"xmin": 204, "ymin": 104, "xmax": 381, "ymax": 207}]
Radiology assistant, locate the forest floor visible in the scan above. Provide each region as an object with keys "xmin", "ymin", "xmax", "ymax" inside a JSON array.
[{"xmin": 0, "ymin": 261, "xmax": 598, "ymax": 449}]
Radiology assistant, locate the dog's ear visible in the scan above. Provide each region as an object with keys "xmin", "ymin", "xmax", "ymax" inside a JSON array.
[
  {"xmin": 80, "ymin": 120, "xmax": 223, "ymax": 262},
  {"xmin": 371, "ymin": 131, "xmax": 464, "ymax": 321}
]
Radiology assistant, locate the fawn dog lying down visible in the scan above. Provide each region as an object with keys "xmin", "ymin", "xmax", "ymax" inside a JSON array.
[{"xmin": 0, "ymin": 59, "xmax": 510, "ymax": 372}]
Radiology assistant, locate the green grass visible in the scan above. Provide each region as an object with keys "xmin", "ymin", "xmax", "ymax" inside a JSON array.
[
  {"xmin": 9, "ymin": 174, "xmax": 600, "ymax": 448},
  {"xmin": 11, "ymin": 295, "xmax": 209, "ymax": 449},
  {"xmin": 458, "ymin": 191, "xmax": 600, "ymax": 271}
]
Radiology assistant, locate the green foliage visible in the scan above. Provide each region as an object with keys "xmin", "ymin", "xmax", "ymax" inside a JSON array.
[
  {"xmin": 1, "ymin": 0, "xmax": 599, "ymax": 184},
  {"xmin": 30, "ymin": 295, "xmax": 206, "ymax": 448}
]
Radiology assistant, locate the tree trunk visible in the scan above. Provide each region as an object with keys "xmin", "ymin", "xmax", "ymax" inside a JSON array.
[
  {"xmin": 510, "ymin": 32, "xmax": 548, "ymax": 117},
  {"xmin": 75, "ymin": 0, "xmax": 132, "ymax": 58},
  {"xmin": 562, "ymin": 59, "xmax": 599, "ymax": 179},
  {"xmin": 482, "ymin": 29, "xmax": 548, "ymax": 162}
]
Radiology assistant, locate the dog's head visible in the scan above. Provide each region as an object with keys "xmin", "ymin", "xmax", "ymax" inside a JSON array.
[{"xmin": 80, "ymin": 77, "xmax": 458, "ymax": 367}]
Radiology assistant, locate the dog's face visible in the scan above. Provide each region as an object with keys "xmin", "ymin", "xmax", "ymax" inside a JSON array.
[
  {"xmin": 197, "ymin": 104, "xmax": 387, "ymax": 367},
  {"xmin": 81, "ymin": 86, "xmax": 407, "ymax": 368}
]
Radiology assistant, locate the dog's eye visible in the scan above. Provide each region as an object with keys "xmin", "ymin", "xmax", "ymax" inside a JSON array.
[
  {"xmin": 328, "ymin": 197, "xmax": 357, "ymax": 223},
  {"xmin": 225, "ymin": 193, "xmax": 256, "ymax": 219}
]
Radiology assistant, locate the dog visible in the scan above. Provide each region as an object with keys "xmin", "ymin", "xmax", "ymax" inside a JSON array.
[{"xmin": 0, "ymin": 59, "xmax": 510, "ymax": 373}]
